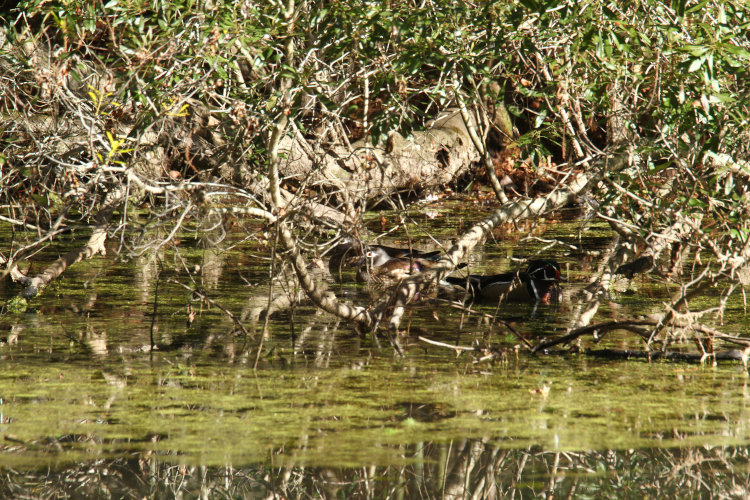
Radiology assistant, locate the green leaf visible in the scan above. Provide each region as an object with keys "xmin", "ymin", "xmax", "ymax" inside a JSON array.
[
  {"xmin": 672, "ymin": 0, "xmax": 686, "ymax": 17},
  {"xmin": 687, "ymin": 56, "xmax": 704, "ymax": 72},
  {"xmin": 31, "ymin": 194, "xmax": 49, "ymax": 207},
  {"xmin": 518, "ymin": 0, "xmax": 540, "ymax": 11},
  {"xmin": 534, "ymin": 110, "xmax": 547, "ymax": 129},
  {"xmin": 685, "ymin": 0, "xmax": 709, "ymax": 13},
  {"xmin": 723, "ymin": 45, "xmax": 750, "ymax": 60}
]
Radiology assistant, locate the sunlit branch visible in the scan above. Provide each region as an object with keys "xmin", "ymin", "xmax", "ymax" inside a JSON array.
[{"xmin": 386, "ymin": 164, "xmax": 605, "ymax": 335}]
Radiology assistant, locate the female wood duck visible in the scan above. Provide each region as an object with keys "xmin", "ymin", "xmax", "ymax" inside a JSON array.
[
  {"xmin": 361, "ymin": 245, "xmax": 442, "ymax": 267},
  {"xmin": 355, "ymin": 245, "xmax": 443, "ymax": 283},
  {"xmin": 328, "ymin": 241, "xmax": 443, "ymax": 283},
  {"xmin": 445, "ymin": 259, "xmax": 566, "ymax": 304}
]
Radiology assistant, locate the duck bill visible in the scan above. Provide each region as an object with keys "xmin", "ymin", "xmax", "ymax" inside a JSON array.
[{"xmin": 554, "ymin": 269, "xmax": 568, "ymax": 282}]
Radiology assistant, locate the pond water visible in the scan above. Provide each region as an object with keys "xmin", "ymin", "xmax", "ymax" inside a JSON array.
[{"xmin": 1, "ymin": 203, "xmax": 749, "ymax": 498}]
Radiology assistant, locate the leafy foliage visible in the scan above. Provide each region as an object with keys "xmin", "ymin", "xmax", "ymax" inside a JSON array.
[{"xmin": 1, "ymin": 0, "xmax": 749, "ymax": 349}]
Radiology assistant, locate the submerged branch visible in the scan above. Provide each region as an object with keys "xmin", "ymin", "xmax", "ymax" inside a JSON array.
[
  {"xmin": 418, "ymin": 336, "xmax": 477, "ymax": 353},
  {"xmin": 533, "ymin": 313, "xmax": 750, "ymax": 357},
  {"xmin": 582, "ymin": 348, "xmax": 749, "ymax": 365},
  {"xmin": 12, "ymin": 197, "xmax": 120, "ymax": 299}
]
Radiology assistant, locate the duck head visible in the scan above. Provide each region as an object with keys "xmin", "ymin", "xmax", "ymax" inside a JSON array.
[
  {"xmin": 524, "ymin": 260, "xmax": 566, "ymax": 303},
  {"xmin": 526, "ymin": 260, "xmax": 566, "ymax": 282}
]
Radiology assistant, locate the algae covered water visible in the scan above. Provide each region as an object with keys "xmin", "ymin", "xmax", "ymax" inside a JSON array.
[{"xmin": 1, "ymin": 213, "xmax": 749, "ymax": 498}]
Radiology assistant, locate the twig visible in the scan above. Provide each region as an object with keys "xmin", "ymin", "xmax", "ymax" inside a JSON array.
[
  {"xmin": 452, "ymin": 79, "xmax": 508, "ymax": 204},
  {"xmin": 0, "ymin": 214, "xmax": 41, "ymax": 231},
  {"xmin": 418, "ymin": 336, "xmax": 476, "ymax": 352},
  {"xmin": 431, "ymin": 298, "xmax": 534, "ymax": 350},
  {"xmin": 150, "ymin": 265, "xmax": 160, "ymax": 352},
  {"xmin": 169, "ymin": 279, "xmax": 254, "ymax": 338}
]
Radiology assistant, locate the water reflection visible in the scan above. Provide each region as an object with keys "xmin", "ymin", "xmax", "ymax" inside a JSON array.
[
  {"xmin": 0, "ymin": 443, "xmax": 747, "ymax": 498},
  {"xmin": 2, "ymin": 218, "xmax": 750, "ymax": 497}
]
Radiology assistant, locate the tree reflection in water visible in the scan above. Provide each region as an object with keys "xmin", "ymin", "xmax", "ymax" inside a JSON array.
[{"xmin": 1, "ymin": 441, "xmax": 747, "ymax": 498}]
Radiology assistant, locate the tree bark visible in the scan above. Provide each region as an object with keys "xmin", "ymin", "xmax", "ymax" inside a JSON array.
[{"xmin": 274, "ymin": 109, "xmax": 480, "ymax": 203}]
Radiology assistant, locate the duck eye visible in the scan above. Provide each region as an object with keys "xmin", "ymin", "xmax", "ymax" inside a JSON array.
[{"xmin": 546, "ymin": 266, "xmax": 561, "ymax": 279}]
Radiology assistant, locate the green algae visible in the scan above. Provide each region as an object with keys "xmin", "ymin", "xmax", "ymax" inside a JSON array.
[
  {"xmin": 1, "ymin": 213, "xmax": 749, "ymax": 480},
  {"xmin": 1, "ymin": 347, "xmax": 749, "ymax": 468}
]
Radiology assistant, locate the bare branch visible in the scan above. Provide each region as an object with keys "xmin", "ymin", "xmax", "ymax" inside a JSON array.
[{"xmin": 14, "ymin": 198, "xmax": 120, "ymax": 298}]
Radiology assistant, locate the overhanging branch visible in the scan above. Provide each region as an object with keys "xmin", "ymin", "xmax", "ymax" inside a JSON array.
[{"xmin": 386, "ymin": 163, "xmax": 605, "ymax": 334}]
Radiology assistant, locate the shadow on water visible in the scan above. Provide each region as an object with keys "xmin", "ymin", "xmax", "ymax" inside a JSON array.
[{"xmin": 1, "ymin": 212, "xmax": 750, "ymax": 497}]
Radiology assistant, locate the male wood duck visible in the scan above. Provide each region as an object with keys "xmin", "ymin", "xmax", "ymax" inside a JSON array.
[{"xmin": 445, "ymin": 259, "xmax": 566, "ymax": 304}]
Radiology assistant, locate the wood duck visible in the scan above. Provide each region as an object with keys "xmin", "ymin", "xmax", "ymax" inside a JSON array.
[
  {"xmin": 445, "ymin": 259, "xmax": 566, "ymax": 304},
  {"xmin": 357, "ymin": 256, "xmax": 431, "ymax": 284},
  {"xmin": 361, "ymin": 245, "xmax": 443, "ymax": 267},
  {"xmin": 356, "ymin": 245, "xmax": 444, "ymax": 283},
  {"xmin": 328, "ymin": 241, "xmax": 443, "ymax": 283}
]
